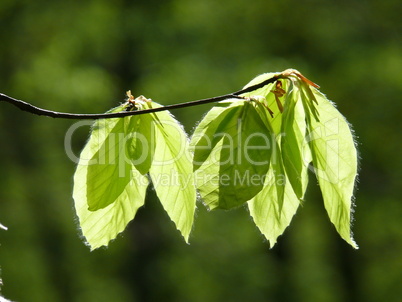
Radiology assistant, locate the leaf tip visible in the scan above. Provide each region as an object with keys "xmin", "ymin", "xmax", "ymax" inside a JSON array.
[
  {"xmin": 348, "ymin": 237, "xmax": 359, "ymax": 249},
  {"xmin": 268, "ymin": 240, "xmax": 277, "ymax": 249},
  {"xmin": 184, "ymin": 236, "xmax": 191, "ymax": 245},
  {"xmin": 85, "ymin": 237, "xmax": 109, "ymax": 251}
]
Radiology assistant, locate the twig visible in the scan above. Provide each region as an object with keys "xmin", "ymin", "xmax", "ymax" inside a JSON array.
[{"xmin": 0, "ymin": 75, "xmax": 279, "ymax": 120}]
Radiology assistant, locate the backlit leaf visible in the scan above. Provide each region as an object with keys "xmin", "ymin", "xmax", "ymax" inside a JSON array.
[
  {"xmin": 248, "ymin": 159, "xmax": 300, "ymax": 247},
  {"xmin": 148, "ymin": 103, "xmax": 196, "ymax": 242},
  {"xmin": 191, "ymin": 101, "xmax": 272, "ymax": 210},
  {"xmin": 302, "ymin": 86, "xmax": 358, "ymax": 248},
  {"xmin": 281, "ymin": 82, "xmax": 310, "ymax": 199},
  {"xmin": 190, "ymin": 101, "xmax": 245, "ymax": 209},
  {"xmin": 73, "ymin": 106, "xmax": 148, "ymax": 249}
]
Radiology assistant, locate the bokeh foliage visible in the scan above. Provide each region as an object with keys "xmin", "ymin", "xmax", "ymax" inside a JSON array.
[{"xmin": 0, "ymin": 0, "xmax": 401, "ymax": 301}]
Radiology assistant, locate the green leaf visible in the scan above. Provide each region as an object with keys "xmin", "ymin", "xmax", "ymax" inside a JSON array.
[
  {"xmin": 85, "ymin": 117, "xmax": 137, "ymax": 211},
  {"xmin": 281, "ymin": 82, "xmax": 310, "ymax": 199},
  {"xmin": 190, "ymin": 101, "xmax": 245, "ymax": 209},
  {"xmin": 73, "ymin": 107, "xmax": 149, "ymax": 249},
  {"xmin": 191, "ymin": 101, "xmax": 273, "ymax": 210},
  {"xmin": 191, "ymin": 100, "xmax": 245, "ymax": 170},
  {"xmin": 248, "ymin": 147, "xmax": 300, "ymax": 247},
  {"xmin": 302, "ymin": 87, "xmax": 358, "ymax": 248},
  {"xmin": 252, "ymin": 101, "xmax": 287, "ymax": 213},
  {"xmin": 126, "ymin": 112, "xmax": 155, "ymax": 175},
  {"xmin": 74, "ymin": 168, "xmax": 148, "ymax": 250},
  {"xmin": 148, "ymin": 103, "xmax": 196, "ymax": 242}
]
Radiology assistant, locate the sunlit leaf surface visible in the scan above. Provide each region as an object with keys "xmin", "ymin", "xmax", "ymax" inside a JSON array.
[
  {"xmin": 302, "ymin": 87, "xmax": 358, "ymax": 248},
  {"xmin": 149, "ymin": 103, "xmax": 196, "ymax": 242},
  {"xmin": 191, "ymin": 101, "xmax": 272, "ymax": 210},
  {"xmin": 73, "ymin": 107, "xmax": 148, "ymax": 250}
]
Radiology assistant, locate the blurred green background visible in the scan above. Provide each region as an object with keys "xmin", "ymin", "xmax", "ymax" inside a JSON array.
[{"xmin": 0, "ymin": 0, "xmax": 401, "ymax": 301}]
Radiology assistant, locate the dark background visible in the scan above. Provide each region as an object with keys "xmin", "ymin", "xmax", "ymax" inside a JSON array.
[{"xmin": 0, "ymin": 0, "xmax": 401, "ymax": 301}]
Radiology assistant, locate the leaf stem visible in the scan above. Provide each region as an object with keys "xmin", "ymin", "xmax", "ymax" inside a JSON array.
[{"xmin": 0, "ymin": 75, "xmax": 279, "ymax": 120}]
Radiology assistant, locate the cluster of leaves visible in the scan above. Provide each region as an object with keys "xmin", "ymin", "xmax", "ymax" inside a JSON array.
[
  {"xmin": 73, "ymin": 96, "xmax": 196, "ymax": 250},
  {"xmin": 73, "ymin": 70, "xmax": 358, "ymax": 250}
]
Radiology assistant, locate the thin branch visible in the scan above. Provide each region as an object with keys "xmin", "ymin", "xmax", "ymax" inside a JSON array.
[{"xmin": 0, "ymin": 74, "xmax": 279, "ymax": 120}]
